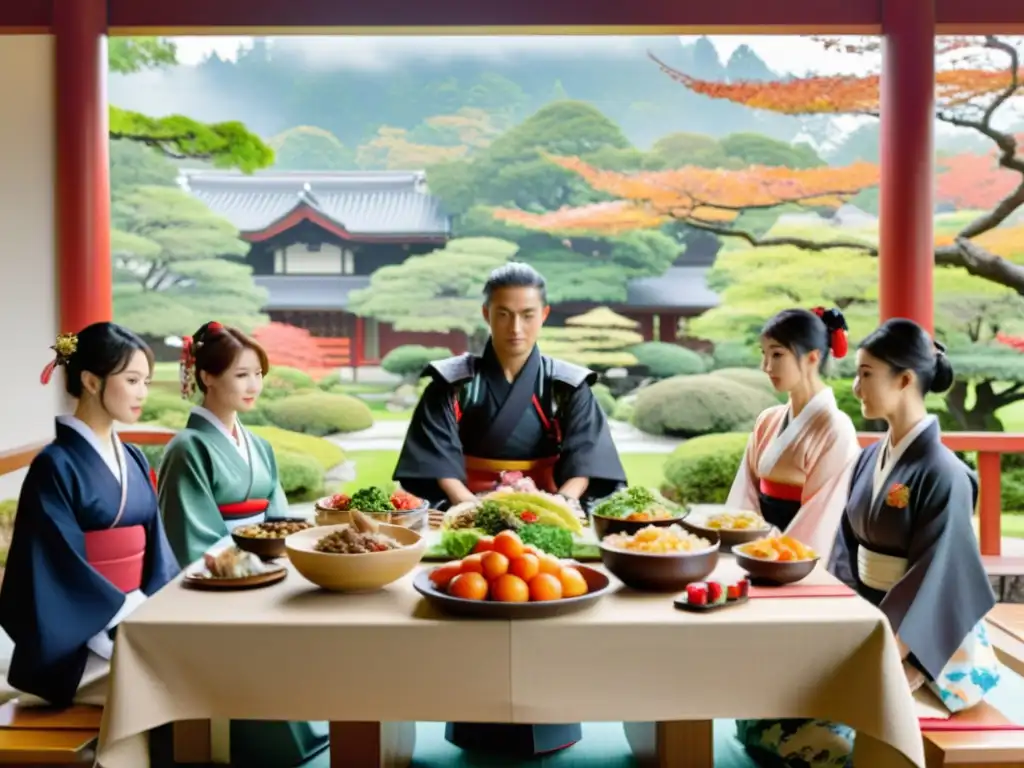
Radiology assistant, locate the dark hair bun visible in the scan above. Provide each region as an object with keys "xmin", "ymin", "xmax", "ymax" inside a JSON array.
[
  {"xmin": 818, "ymin": 307, "xmax": 848, "ymax": 333},
  {"xmin": 930, "ymin": 347, "xmax": 955, "ymax": 393}
]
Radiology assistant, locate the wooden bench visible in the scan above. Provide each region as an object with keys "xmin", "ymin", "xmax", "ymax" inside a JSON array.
[
  {"xmin": 0, "ymin": 701, "xmax": 101, "ymax": 765},
  {"xmin": 983, "ymin": 556, "xmax": 1024, "ymax": 602}
]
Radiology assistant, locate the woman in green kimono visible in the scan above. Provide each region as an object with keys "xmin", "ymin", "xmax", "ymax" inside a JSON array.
[{"xmin": 157, "ymin": 321, "xmax": 329, "ymax": 767}]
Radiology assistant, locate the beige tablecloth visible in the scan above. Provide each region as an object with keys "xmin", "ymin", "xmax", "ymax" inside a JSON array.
[{"xmin": 96, "ymin": 559, "xmax": 925, "ymax": 768}]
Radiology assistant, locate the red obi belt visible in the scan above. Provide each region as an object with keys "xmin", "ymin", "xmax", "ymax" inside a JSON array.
[
  {"xmin": 464, "ymin": 455, "xmax": 559, "ymax": 495},
  {"xmin": 758, "ymin": 478, "xmax": 803, "ymax": 502},
  {"xmin": 218, "ymin": 499, "xmax": 270, "ymax": 520},
  {"xmin": 84, "ymin": 525, "xmax": 147, "ymax": 593}
]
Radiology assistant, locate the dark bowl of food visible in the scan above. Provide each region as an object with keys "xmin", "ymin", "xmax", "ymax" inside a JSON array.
[
  {"xmin": 598, "ymin": 525, "xmax": 719, "ymax": 592},
  {"xmin": 231, "ymin": 518, "xmax": 314, "ymax": 559},
  {"xmin": 733, "ymin": 549, "xmax": 819, "ymax": 585},
  {"xmin": 589, "ymin": 487, "xmax": 689, "ymax": 541},
  {"xmin": 679, "ymin": 509, "xmax": 772, "ymax": 552}
]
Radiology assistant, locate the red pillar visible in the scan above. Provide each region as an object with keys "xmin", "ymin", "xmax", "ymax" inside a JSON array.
[
  {"xmin": 878, "ymin": 0, "xmax": 935, "ymax": 333},
  {"xmin": 54, "ymin": 0, "xmax": 112, "ymax": 333}
]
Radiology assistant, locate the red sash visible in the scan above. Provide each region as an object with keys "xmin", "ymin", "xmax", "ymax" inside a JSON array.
[
  {"xmin": 218, "ymin": 499, "xmax": 270, "ymax": 519},
  {"xmin": 83, "ymin": 525, "xmax": 147, "ymax": 593},
  {"xmin": 464, "ymin": 455, "xmax": 559, "ymax": 495},
  {"xmin": 759, "ymin": 478, "xmax": 803, "ymax": 502}
]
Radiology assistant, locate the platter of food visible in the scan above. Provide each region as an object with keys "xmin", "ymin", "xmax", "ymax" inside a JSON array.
[
  {"xmin": 183, "ymin": 547, "xmax": 287, "ymax": 590},
  {"xmin": 285, "ymin": 511, "xmax": 427, "ymax": 592},
  {"xmin": 314, "ymin": 487, "xmax": 429, "ymax": 531},
  {"xmin": 429, "ymin": 483, "xmax": 595, "ymax": 564},
  {"xmin": 598, "ymin": 524, "xmax": 719, "ymax": 592},
  {"xmin": 674, "ymin": 578, "xmax": 750, "ymax": 613},
  {"xmin": 231, "ymin": 518, "xmax": 313, "ymax": 559},
  {"xmin": 414, "ymin": 530, "xmax": 614, "ymax": 619},
  {"xmin": 589, "ymin": 486, "xmax": 687, "ymax": 539},
  {"xmin": 679, "ymin": 509, "xmax": 773, "ymax": 550},
  {"xmin": 733, "ymin": 535, "xmax": 819, "ymax": 585}
]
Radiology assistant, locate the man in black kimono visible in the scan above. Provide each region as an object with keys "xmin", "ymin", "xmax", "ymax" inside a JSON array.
[{"xmin": 394, "ymin": 262, "xmax": 626, "ymax": 757}]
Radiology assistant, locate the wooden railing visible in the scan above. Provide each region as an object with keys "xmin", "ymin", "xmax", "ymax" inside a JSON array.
[{"xmin": 0, "ymin": 428, "xmax": 1020, "ymax": 557}]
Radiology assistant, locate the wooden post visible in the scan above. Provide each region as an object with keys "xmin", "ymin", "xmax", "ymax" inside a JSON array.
[
  {"xmin": 977, "ymin": 451, "xmax": 1002, "ymax": 556},
  {"xmin": 54, "ymin": 0, "xmax": 111, "ymax": 332},
  {"xmin": 879, "ymin": 0, "xmax": 935, "ymax": 332}
]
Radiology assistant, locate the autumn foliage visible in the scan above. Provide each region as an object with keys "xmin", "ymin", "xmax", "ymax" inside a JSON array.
[
  {"xmin": 493, "ymin": 155, "xmax": 880, "ymax": 234},
  {"xmin": 251, "ymin": 322, "xmax": 329, "ymax": 374},
  {"xmin": 997, "ymin": 332, "xmax": 1024, "ymax": 353}
]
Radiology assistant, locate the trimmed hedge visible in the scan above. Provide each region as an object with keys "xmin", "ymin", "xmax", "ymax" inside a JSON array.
[
  {"xmin": 709, "ymin": 367, "xmax": 779, "ymax": 398},
  {"xmin": 592, "ymin": 383, "xmax": 617, "ymax": 416},
  {"xmin": 381, "ymin": 345, "xmax": 453, "ymax": 382},
  {"xmin": 662, "ymin": 432, "xmax": 749, "ymax": 504},
  {"xmin": 633, "ymin": 374, "xmax": 778, "ymax": 438},
  {"xmin": 262, "ymin": 392, "xmax": 373, "ymax": 436},
  {"xmin": 262, "ymin": 366, "xmax": 317, "ymax": 399},
  {"xmin": 630, "ymin": 342, "xmax": 706, "ymax": 378}
]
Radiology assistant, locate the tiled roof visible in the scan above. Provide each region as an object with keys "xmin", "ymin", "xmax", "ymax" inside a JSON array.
[
  {"xmin": 179, "ymin": 170, "xmax": 451, "ymax": 237},
  {"xmin": 254, "ymin": 275, "xmax": 371, "ymax": 311},
  {"xmin": 626, "ymin": 266, "xmax": 720, "ymax": 310}
]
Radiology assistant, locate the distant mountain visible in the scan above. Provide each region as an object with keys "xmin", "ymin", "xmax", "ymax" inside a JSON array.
[{"xmin": 109, "ymin": 35, "xmax": 806, "ymax": 151}]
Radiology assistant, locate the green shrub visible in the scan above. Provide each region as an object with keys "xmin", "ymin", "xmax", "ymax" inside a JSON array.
[
  {"xmin": 591, "ymin": 383, "xmax": 617, "ymax": 416},
  {"xmin": 141, "ymin": 390, "xmax": 191, "ymax": 425},
  {"xmin": 318, "ymin": 376, "xmax": 346, "ymax": 393},
  {"xmin": 710, "ymin": 342, "xmax": 759, "ymax": 370},
  {"xmin": 662, "ymin": 432, "xmax": 750, "ymax": 504},
  {"xmin": 275, "ymin": 451, "xmax": 325, "ymax": 502},
  {"xmin": 263, "ymin": 392, "xmax": 373, "ymax": 436},
  {"xmin": 630, "ymin": 342, "xmax": 706, "ymax": 378},
  {"xmin": 381, "ymin": 345, "xmax": 453, "ymax": 383},
  {"xmin": 612, "ymin": 399, "xmax": 635, "ymax": 423},
  {"xmin": 632, "ymin": 374, "xmax": 778, "ymax": 437},
  {"xmin": 262, "ymin": 366, "xmax": 317, "ymax": 399},
  {"xmin": 249, "ymin": 425, "xmax": 345, "ymax": 470},
  {"xmin": 709, "ymin": 367, "xmax": 779, "ymax": 397},
  {"xmin": 238, "ymin": 403, "xmax": 273, "ymax": 427},
  {"xmin": 0, "ymin": 499, "xmax": 16, "ymax": 567}
]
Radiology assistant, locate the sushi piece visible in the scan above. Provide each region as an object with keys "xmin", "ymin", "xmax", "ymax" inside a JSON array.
[
  {"xmin": 686, "ymin": 582, "xmax": 709, "ymax": 606},
  {"xmin": 707, "ymin": 580, "xmax": 727, "ymax": 605},
  {"xmin": 727, "ymin": 582, "xmax": 742, "ymax": 600},
  {"xmin": 736, "ymin": 578, "xmax": 749, "ymax": 598}
]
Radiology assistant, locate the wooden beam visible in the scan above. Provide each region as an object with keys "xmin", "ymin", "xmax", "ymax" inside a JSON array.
[
  {"xmin": 0, "ymin": 0, "xmax": 50, "ymax": 32},
  {"xmin": 107, "ymin": 0, "xmax": 883, "ymax": 32}
]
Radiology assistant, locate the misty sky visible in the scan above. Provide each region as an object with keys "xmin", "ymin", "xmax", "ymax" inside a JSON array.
[{"xmin": 171, "ymin": 35, "xmax": 880, "ymax": 76}]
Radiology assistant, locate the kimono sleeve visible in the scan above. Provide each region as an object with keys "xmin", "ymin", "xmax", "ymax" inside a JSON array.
[
  {"xmin": 0, "ymin": 451, "xmax": 124, "ymax": 705},
  {"xmin": 157, "ymin": 436, "xmax": 228, "ymax": 567},
  {"xmin": 555, "ymin": 383, "xmax": 626, "ymax": 500},
  {"xmin": 725, "ymin": 431, "xmax": 761, "ymax": 513},
  {"xmin": 785, "ymin": 413, "xmax": 860, "ymax": 562},
  {"xmin": 881, "ymin": 461, "xmax": 995, "ymax": 681},
  {"xmin": 393, "ymin": 379, "xmax": 466, "ymax": 504},
  {"xmin": 124, "ymin": 444, "xmax": 180, "ymax": 593}
]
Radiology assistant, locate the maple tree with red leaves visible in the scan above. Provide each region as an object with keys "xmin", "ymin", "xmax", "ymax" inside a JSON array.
[
  {"xmin": 495, "ymin": 36, "xmax": 1024, "ymax": 295},
  {"xmin": 250, "ymin": 322, "xmax": 329, "ymax": 373}
]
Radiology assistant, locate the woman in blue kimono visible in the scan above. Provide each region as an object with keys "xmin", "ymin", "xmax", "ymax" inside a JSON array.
[
  {"xmin": 0, "ymin": 323, "xmax": 179, "ymax": 707},
  {"xmin": 740, "ymin": 319, "xmax": 1000, "ymax": 768},
  {"xmin": 158, "ymin": 321, "xmax": 329, "ymax": 768}
]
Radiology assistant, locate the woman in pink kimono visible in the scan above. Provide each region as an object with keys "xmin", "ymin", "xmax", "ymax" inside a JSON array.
[
  {"xmin": 730, "ymin": 307, "xmax": 862, "ymax": 768},
  {"xmin": 726, "ymin": 307, "xmax": 861, "ymax": 561}
]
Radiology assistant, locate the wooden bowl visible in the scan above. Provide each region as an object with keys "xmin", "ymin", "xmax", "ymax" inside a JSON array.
[
  {"xmin": 413, "ymin": 565, "xmax": 614, "ymax": 619},
  {"xmin": 590, "ymin": 512, "xmax": 687, "ymax": 541},
  {"xmin": 231, "ymin": 518, "xmax": 313, "ymax": 559},
  {"xmin": 733, "ymin": 550, "xmax": 819, "ymax": 585},
  {"xmin": 598, "ymin": 540, "xmax": 720, "ymax": 592},
  {"xmin": 285, "ymin": 523, "xmax": 426, "ymax": 592}
]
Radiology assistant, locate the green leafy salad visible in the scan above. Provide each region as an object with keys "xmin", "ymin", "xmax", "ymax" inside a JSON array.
[
  {"xmin": 591, "ymin": 486, "xmax": 684, "ymax": 521},
  {"xmin": 439, "ymin": 492, "xmax": 582, "ymax": 559}
]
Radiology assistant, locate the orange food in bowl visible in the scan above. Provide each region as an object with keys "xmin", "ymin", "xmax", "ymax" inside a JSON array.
[
  {"xmin": 537, "ymin": 553, "xmax": 562, "ymax": 576},
  {"xmin": 448, "ymin": 572, "xmax": 489, "ymax": 600},
  {"xmin": 529, "ymin": 573, "xmax": 564, "ymax": 601},
  {"xmin": 472, "ymin": 536, "xmax": 495, "ymax": 554},
  {"xmin": 492, "ymin": 530, "xmax": 525, "ymax": 560},
  {"xmin": 460, "ymin": 553, "xmax": 485, "ymax": 574},
  {"xmin": 491, "ymin": 573, "xmax": 530, "ymax": 603},
  {"xmin": 429, "ymin": 562, "xmax": 461, "ymax": 589},
  {"xmin": 559, "ymin": 567, "xmax": 588, "ymax": 598},
  {"xmin": 481, "ymin": 551, "xmax": 510, "ymax": 580},
  {"xmin": 509, "ymin": 553, "xmax": 540, "ymax": 582}
]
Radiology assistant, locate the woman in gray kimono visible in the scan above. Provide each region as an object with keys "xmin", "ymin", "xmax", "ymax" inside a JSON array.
[{"xmin": 740, "ymin": 318, "xmax": 1000, "ymax": 768}]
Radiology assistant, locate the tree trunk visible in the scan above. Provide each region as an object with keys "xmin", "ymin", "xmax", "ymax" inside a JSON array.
[{"xmin": 945, "ymin": 380, "xmax": 1005, "ymax": 431}]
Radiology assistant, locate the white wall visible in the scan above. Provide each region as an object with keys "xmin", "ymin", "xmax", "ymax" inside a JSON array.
[{"xmin": 0, "ymin": 36, "xmax": 59, "ymax": 501}]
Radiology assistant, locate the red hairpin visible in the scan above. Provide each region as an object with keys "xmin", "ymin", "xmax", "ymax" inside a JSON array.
[
  {"xmin": 207, "ymin": 322, "xmax": 223, "ymax": 333},
  {"xmin": 810, "ymin": 306, "xmax": 847, "ymax": 358}
]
